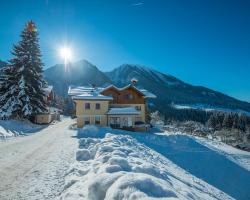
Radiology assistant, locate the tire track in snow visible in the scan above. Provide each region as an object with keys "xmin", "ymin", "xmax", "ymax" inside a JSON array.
[{"xmin": 0, "ymin": 118, "xmax": 78, "ymax": 200}]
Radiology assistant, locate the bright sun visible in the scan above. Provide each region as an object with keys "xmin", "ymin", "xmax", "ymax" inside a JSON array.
[{"xmin": 59, "ymin": 47, "xmax": 72, "ymax": 62}]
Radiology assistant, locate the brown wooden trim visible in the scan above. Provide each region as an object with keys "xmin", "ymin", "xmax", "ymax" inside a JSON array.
[{"xmin": 101, "ymin": 86, "xmax": 145, "ymax": 104}]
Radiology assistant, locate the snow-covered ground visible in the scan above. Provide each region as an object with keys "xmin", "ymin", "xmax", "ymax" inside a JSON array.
[
  {"xmin": 1, "ymin": 120, "xmax": 250, "ymax": 200},
  {"xmin": 194, "ymin": 136, "xmax": 250, "ymax": 171},
  {"xmin": 157, "ymin": 130, "xmax": 250, "ymax": 172},
  {"xmin": 60, "ymin": 126, "xmax": 250, "ymax": 200},
  {"xmin": 0, "ymin": 119, "xmax": 46, "ymax": 139},
  {"xmin": 0, "ymin": 118, "xmax": 78, "ymax": 200},
  {"xmin": 148, "ymin": 130, "xmax": 250, "ymax": 200}
]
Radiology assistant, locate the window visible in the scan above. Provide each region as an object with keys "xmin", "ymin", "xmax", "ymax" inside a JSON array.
[
  {"xmin": 85, "ymin": 103, "xmax": 90, "ymax": 109},
  {"xmin": 135, "ymin": 106, "xmax": 141, "ymax": 110},
  {"xmin": 135, "ymin": 117, "xmax": 143, "ymax": 125},
  {"xmin": 124, "ymin": 94, "xmax": 133, "ymax": 100},
  {"xmin": 95, "ymin": 116, "xmax": 101, "ymax": 125},
  {"xmin": 135, "ymin": 117, "xmax": 142, "ymax": 122},
  {"xmin": 95, "ymin": 103, "xmax": 101, "ymax": 110},
  {"xmin": 84, "ymin": 116, "xmax": 90, "ymax": 125}
]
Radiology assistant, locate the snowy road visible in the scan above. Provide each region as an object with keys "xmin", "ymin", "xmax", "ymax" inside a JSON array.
[{"xmin": 0, "ymin": 118, "xmax": 78, "ymax": 200}]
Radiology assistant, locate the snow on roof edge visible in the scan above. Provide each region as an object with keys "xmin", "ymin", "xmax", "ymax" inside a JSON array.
[
  {"xmin": 107, "ymin": 107, "xmax": 141, "ymax": 115},
  {"xmin": 73, "ymin": 93, "xmax": 113, "ymax": 101},
  {"xmin": 100, "ymin": 84, "xmax": 157, "ymax": 98},
  {"xmin": 68, "ymin": 84, "xmax": 157, "ymax": 99}
]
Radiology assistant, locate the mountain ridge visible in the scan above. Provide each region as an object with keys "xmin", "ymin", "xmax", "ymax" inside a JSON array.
[
  {"xmin": 105, "ymin": 64, "xmax": 250, "ymax": 110},
  {"xmin": 43, "ymin": 60, "xmax": 250, "ymax": 113},
  {"xmin": 1, "ymin": 58, "xmax": 250, "ymax": 113}
]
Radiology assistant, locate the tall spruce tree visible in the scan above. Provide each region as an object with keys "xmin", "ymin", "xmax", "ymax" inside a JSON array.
[
  {"xmin": 0, "ymin": 65, "xmax": 21, "ymax": 118},
  {"xmin": 0, "ymin": 21, "xmax": 47, "ymax": 119}
]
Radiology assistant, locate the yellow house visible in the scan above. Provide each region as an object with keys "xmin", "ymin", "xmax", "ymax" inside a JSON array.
[
  {"xmin": 69, "ymin": 83, "xmax": 156, "ymax": 131},
  {"xmin": 73, "ymin": 93, "xmax": 112, "ymax": 127}
]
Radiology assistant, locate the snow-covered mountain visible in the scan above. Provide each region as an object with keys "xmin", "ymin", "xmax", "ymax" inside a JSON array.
[
  {"xmin": 44, "ymin": 59, "xmax": 112, "ymax": 96},
  {"xmin": 0, "ymin": 60, "xmax": 7, "ymax": 68},
  {"xmin": 44, "ymin": 61, "xmax": 250, "ymax": 113},
  {"xmin": 105, "ymin": 64, "xmax": 250, "ymax": 112}
]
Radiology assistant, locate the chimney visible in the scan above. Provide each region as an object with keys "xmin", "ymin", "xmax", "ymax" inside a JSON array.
[
  {"xmin": 89, "ymin": 83, "xmax": 96, "ymax": 93},
  {"xmin": 131, "ymin": 78, "xmax": 138, "ymax": 86}
]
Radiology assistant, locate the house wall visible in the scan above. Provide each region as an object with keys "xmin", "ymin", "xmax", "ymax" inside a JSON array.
[
  {"xmin": 77, "ymin": 115, "xmax": 107, "ymax": 128},
  {"xmin": 110, "ymin": 103, "xmax": 146, "ymax": 122},
  {"xmin": 74, "ymin": 100, "xmax": 109, "ymax": 128},
  {"xmin": 107, "ymin": 114, "xmax": 138, "ymax": 126},
  {"xmin": 35, "ymin": 114, "xmax": 52, "ymax": 124},
  {"xmin": 74, "ymin": 86, "xmax": 148, "ymax": 128},
  {"xmin": 107, "ymin": 115, "xmax": 148, "ymax": 132}
]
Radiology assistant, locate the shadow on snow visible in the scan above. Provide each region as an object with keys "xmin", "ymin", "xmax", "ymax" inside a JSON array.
[
  {"xmin": 77, "ymin": 126, "xmax": 250, "ymax": 200},
  {"xmin": 0, "ymin": 120, "xmax": 49, "ymax": 138}
]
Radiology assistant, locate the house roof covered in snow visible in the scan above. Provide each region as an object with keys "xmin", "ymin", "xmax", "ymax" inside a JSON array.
[
  {"xmin": 72, "ymin": 92, "xmax": 113, "ymax": 101},
  {"xmin": 68, "ymin": 86, "xmax": 103, "ymax": 96},
  {"xmin": 68, "ymin": 84, "xmax": 156, "ymax": 99},
  {"xmin": 102, "ymin": 84, "xmax": 156, "ymax": 98},
  {"xmin": 107, "ymin": 107, "xmax": 141, "ymax": 115},
  {"xmin": 137, "ymin": 89, "xmax": 156, "ymax": 98},
  {"xmin": 101, "ymin": 84, "xmax": 146, "ymax": 97}
]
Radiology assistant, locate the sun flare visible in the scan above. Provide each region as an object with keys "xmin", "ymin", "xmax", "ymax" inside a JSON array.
[{"xmin": 59, "ymin": 47, "xmax": 72, "ymax": 62}]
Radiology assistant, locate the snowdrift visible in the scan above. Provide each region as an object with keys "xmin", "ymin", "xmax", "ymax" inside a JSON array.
[
  {"xmin": 60, "ymin": 126, "xmax": 232, "ymax": 200},
  {"xmin": 0, "ymin": 119, "xmax": 45, "ymax": 139}
]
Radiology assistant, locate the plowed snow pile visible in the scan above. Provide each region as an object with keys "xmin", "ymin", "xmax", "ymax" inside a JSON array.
[
  {"xmin": 60, "ymin": 126, "xmax": 232, "ymax": 200},
  {"xmin": 0, "ymin": 119, "xmax": 45, "ymax": 139}
]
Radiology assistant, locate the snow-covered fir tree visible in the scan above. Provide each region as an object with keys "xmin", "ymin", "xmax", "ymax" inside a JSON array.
[
  {"xmin": 222, "ymin": 112, "xmax": 234, "ymax": 129},
  {"xmin": 0, "ymin": 21, "xmax": 47, "ymax": 119},
  {"xmin": 207, "ymin": 113, "xmax": 217, "ymax": 130},
  {"xmin": 150, "ymin": 111, "xmax": 165, "ymax": 127},
  {"xmin": 0, "ymin": 65, "xmax": 21, "ymax": 118}
]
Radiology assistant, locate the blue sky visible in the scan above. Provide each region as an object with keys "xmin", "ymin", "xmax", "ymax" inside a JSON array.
[{"xmin": 0, "ymin": 0, "xmax": 249, "ymax": 102}]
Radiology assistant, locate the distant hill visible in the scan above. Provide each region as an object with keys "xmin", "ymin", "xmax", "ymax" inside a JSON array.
[{"xmin": 44, "ymin": 60, "xmax": 250, "ymax": 114}]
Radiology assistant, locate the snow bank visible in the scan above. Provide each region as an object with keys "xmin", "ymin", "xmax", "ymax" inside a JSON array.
[
  {"xmin": 0, "ymin": 119, "xmax": 45, "ymax": 139},
  {"xmin": 60, "ymin": 127, "xmax": 232, "ymax": 200}
]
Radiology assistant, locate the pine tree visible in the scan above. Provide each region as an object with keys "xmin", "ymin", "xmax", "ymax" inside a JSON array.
[
  {"xmin": 233, "ymin": 113, "xmax": 240, "ymax": 129},
  {"xmin": 0, "ymin": 21, "xmax": 47, "ymax": 119},
  {"xmin": 207, "ymin": 113, "xmax": 217, "ymax": 130},
  {"xmin": 238, "ymin": 114, "xmax": 247, "ymax": 132},
  {"xmin": 222, "ymin": 112, "xmax": 234, "ymax": 129}
]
